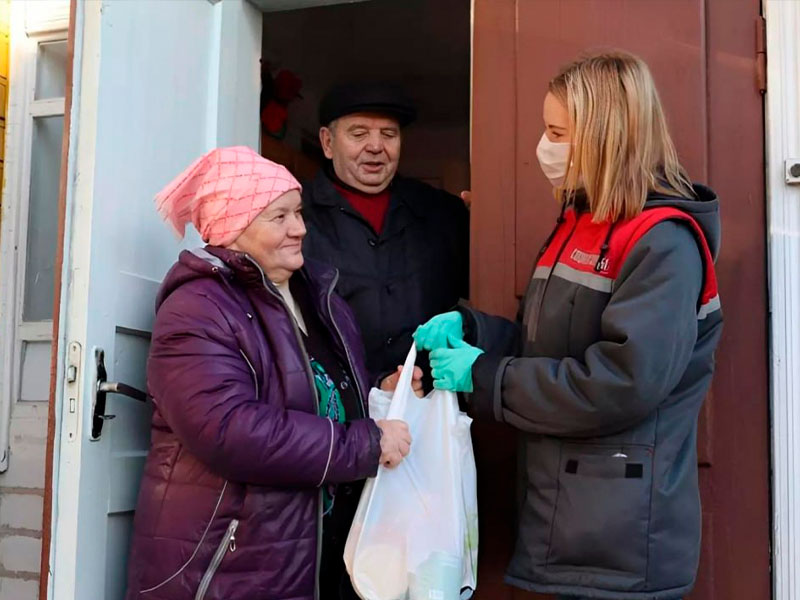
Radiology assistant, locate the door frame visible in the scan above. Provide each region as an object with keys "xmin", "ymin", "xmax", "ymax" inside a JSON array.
[
  {"xmin": 38, "ymin": 0, "xmax": 77, "ymax": 595},
  {"xmin": 38, "ymin": 0, "xmax": 75, "ymax": 594},
  {"xmin": 765, "ymin": 1, "xmax": 800, "ymax": 599}
]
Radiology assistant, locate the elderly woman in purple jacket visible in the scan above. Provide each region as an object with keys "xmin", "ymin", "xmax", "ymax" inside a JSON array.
[{"xmin": 124, "ymin": 147, "xmax": 418, "ymax": 600}]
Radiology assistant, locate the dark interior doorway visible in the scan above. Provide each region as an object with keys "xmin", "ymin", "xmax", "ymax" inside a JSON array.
[{"xmin": 259, "ymin": 0, "xmax": 471, "ymax": 197}]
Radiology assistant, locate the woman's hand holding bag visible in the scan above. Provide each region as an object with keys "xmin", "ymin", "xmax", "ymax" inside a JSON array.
[{"xmin": 376, "ymin": 420, "xmax": 411, "ymax": 468}]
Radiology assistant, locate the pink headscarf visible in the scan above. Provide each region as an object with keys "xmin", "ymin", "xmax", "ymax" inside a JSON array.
[{"xmin": 155, "ymin": 146, "xmax": 301, "ymax": 247}]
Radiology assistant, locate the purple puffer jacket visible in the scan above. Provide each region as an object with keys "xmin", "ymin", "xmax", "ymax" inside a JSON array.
[{"xmin": 125, "ymin": 246, "xmax": 382, "ymax": 600}]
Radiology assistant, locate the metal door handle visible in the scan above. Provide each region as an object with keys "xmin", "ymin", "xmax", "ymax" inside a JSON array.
[
  {"xmin": 92, "ymin": 349, "xmax": 149, "ymax": 440},
  {"xmin": 97, "ymin": 381, "xmax": 147, "ymax": 403}
]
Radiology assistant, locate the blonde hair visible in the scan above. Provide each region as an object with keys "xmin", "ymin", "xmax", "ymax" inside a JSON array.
[{"xmin": 549, "ymin": 50, "xmax": 694, "ymax": 222}]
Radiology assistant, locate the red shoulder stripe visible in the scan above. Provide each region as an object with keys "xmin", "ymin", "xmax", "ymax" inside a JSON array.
[{"xmin": 617, "ymin": 207, "xmax": 718, "ymax": 311}]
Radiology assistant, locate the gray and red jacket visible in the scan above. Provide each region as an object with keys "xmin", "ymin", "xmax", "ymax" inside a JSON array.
[{"xmin": 462, "ymin": 184, "xmax": 722, "ymax": 599}]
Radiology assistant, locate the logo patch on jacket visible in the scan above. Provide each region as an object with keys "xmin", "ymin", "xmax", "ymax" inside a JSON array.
[{"xmin": 569, "ymin": 248, "xmax": 610, "ymax": 273}]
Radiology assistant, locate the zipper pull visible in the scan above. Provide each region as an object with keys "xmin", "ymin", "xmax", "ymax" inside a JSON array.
[{"xmin": 229, "ymin": 533, "xmax": 236, "ymax": 553}]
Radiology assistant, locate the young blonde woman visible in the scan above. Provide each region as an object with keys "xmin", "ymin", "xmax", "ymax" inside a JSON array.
[{"xmin": 415, "ymin": 51, "xmax": 722, "ymax": 600}]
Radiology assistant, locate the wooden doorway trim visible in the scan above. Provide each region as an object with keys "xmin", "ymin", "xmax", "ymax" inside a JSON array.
[
  {"xmin": 469, "ymin": 2, "xmax": 522, "ymax": 597},
  {"xmin": 471, "ymin": 0, "xmax": 517, "ymax": 319},
  {"xmin": 39, "ymin": 0, "xmax": 76, "ymax": 597}
]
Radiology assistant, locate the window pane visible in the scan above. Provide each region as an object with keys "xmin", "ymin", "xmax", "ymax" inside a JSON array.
[
  {"xmin": 34, "ymin": 40, "xmax": 67, "ymax": 100},
  {"xmin": 23, "ymin": 115, "xmax": 63, "ymax": 321},
  {"xmin": 19, "ymin": 341, "xmax": 52, "ymax": 402}
]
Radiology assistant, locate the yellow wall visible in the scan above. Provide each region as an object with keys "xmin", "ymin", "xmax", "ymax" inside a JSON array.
[{"xmin": 0, "ymin": 0, "xmax": 9, "ymax": 219}]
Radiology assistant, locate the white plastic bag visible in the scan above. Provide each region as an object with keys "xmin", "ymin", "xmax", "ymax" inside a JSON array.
[{"xmin": 344, "ymin": 346, "xmax": 478, "ymax": 600}]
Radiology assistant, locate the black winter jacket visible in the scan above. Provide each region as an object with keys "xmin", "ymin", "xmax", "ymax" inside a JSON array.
[{"xmin": 302, "ymin": 169, "xmax": 469, "ymax": 383}]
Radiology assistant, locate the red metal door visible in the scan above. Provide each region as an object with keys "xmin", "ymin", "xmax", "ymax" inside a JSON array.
[{"xmin": 470, "ymin": 1, "xmax": 770, "ymax": 598}]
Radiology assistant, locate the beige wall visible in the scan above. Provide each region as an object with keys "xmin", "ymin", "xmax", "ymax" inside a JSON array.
[{"xmin": 0, "ymin": 403, "xmax": 47, "ymax": 598}]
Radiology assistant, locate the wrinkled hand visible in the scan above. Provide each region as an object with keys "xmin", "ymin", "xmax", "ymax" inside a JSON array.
[
  {"xmin": 414, "ymin": 311, "xmax": 464, "ymax": 352},
  {"xmin": 380, "ymin": 365, "xmax": 424, "ymax": 398},
  {"xmin": 430, "ymin": 335, "xmax": 484, "ymax": 393},
  {"xmin": 376, "ymin": 419, "xmax": 412, "ymax": 468}
]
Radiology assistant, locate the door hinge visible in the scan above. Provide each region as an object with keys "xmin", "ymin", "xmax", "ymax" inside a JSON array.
[{"xmin": 756, "ymin": 16, "xmax": 767, "ymax": 94}]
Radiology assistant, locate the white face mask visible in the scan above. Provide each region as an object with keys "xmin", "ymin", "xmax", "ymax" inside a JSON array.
[{"xmin": 536, "ymin": 132, "xmax": 571, "ymax": 187}]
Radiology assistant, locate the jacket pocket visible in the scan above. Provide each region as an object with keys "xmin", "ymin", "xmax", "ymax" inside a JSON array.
[
  {"xmin": 194, "ymin": 518, "xmax": 239, "ymax": 600},
  {"xmin": 546, "ymin": 443, "xmax": 653, "ymax": 578}
]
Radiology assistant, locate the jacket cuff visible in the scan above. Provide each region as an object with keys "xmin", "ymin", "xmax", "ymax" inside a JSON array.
[
  {"xmin": 455, "ymin": 305, "xmax": 479, "ymax": 346},
  {"xmin": 466, "ymin": 354, "xmax": 510, "ymax": 422},
  {"xmin": 368, "ymin": 419, "xmax": 383, "ymax": 475},
  {"xmin": 354, "ymin": 418, "xmax": 383, "ymax": 479}
]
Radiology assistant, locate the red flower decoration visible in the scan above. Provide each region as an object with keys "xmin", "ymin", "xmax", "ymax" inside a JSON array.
[
  {"xmin": 261, "ymin": 100, "xmax": 289, "ymax": 136},
  {"xmin": 274, "ymin": 70, "xmax": 302, "ymax": 103}
]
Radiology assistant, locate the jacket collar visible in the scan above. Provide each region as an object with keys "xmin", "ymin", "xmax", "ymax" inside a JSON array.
[
  {"xmin": 308, "ymin": 168, "xmax": 426, "ymax": 236},
  {"xmin": 308, "ymin": 164, "xmax": 394, "ymax": 205},
  {"xmin": 200, "ymin": 246, "xmax": 339, "ymax": 298}
]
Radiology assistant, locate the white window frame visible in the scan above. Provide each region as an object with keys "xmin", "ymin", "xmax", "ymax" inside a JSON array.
[
  {"xmin": 0, "ymin": 2, "xmax": 68, "ymax": 471},
  {"xmin": 766, "ymin": 1, "xmax": 800, "ymax": 598}
]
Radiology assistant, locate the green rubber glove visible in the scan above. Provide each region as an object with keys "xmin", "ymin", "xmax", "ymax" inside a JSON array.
[
  {"xmin": 414, "ymin": 311, "xmax": 464, "ymax": 351},
  {"xmin": 429, "ymin": 335, "xmax": 484, "ymax": 392}
]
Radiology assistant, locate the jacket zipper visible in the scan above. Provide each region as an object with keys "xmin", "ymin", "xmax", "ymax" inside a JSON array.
[
  {"xmin": 141, "ymin": 481, "xmax": 229, "ymax": 594},
  {"xmin": 239, "ymin": 349, "xmax": 259, "ymax": 398},
  {"xmin": 325, "ymin": 270, "xmax": 366, "ymax": 418},
  {"xmin": 193, "ymin": 518, "xmax": 239, "ymax": 600},
  {"xmin": 531, "ymin": 215, "xmax": 580, "ymax": 342},
  {"xmin": 244, "ymin": 257, "xmax": 319, "ymax": 410},
  {"xmin": 244, "ymin": 256, "xmax": 323, "ymax": 600}
]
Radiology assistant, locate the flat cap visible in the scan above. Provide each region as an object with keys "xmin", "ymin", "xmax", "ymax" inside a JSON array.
[{"xmin": 319, "ymin": 82, "xmax": 417, "ymax": 127}]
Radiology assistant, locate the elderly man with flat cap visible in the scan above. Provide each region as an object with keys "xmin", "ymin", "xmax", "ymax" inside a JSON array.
[{"xmin": 302, "ymin": 82, "xmax": 470, "ymax": 397}]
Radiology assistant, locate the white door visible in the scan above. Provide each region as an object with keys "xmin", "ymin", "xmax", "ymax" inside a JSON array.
[{"xmin": 48, "ymin": 2, "xmax": 261, "ymax": 599}]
